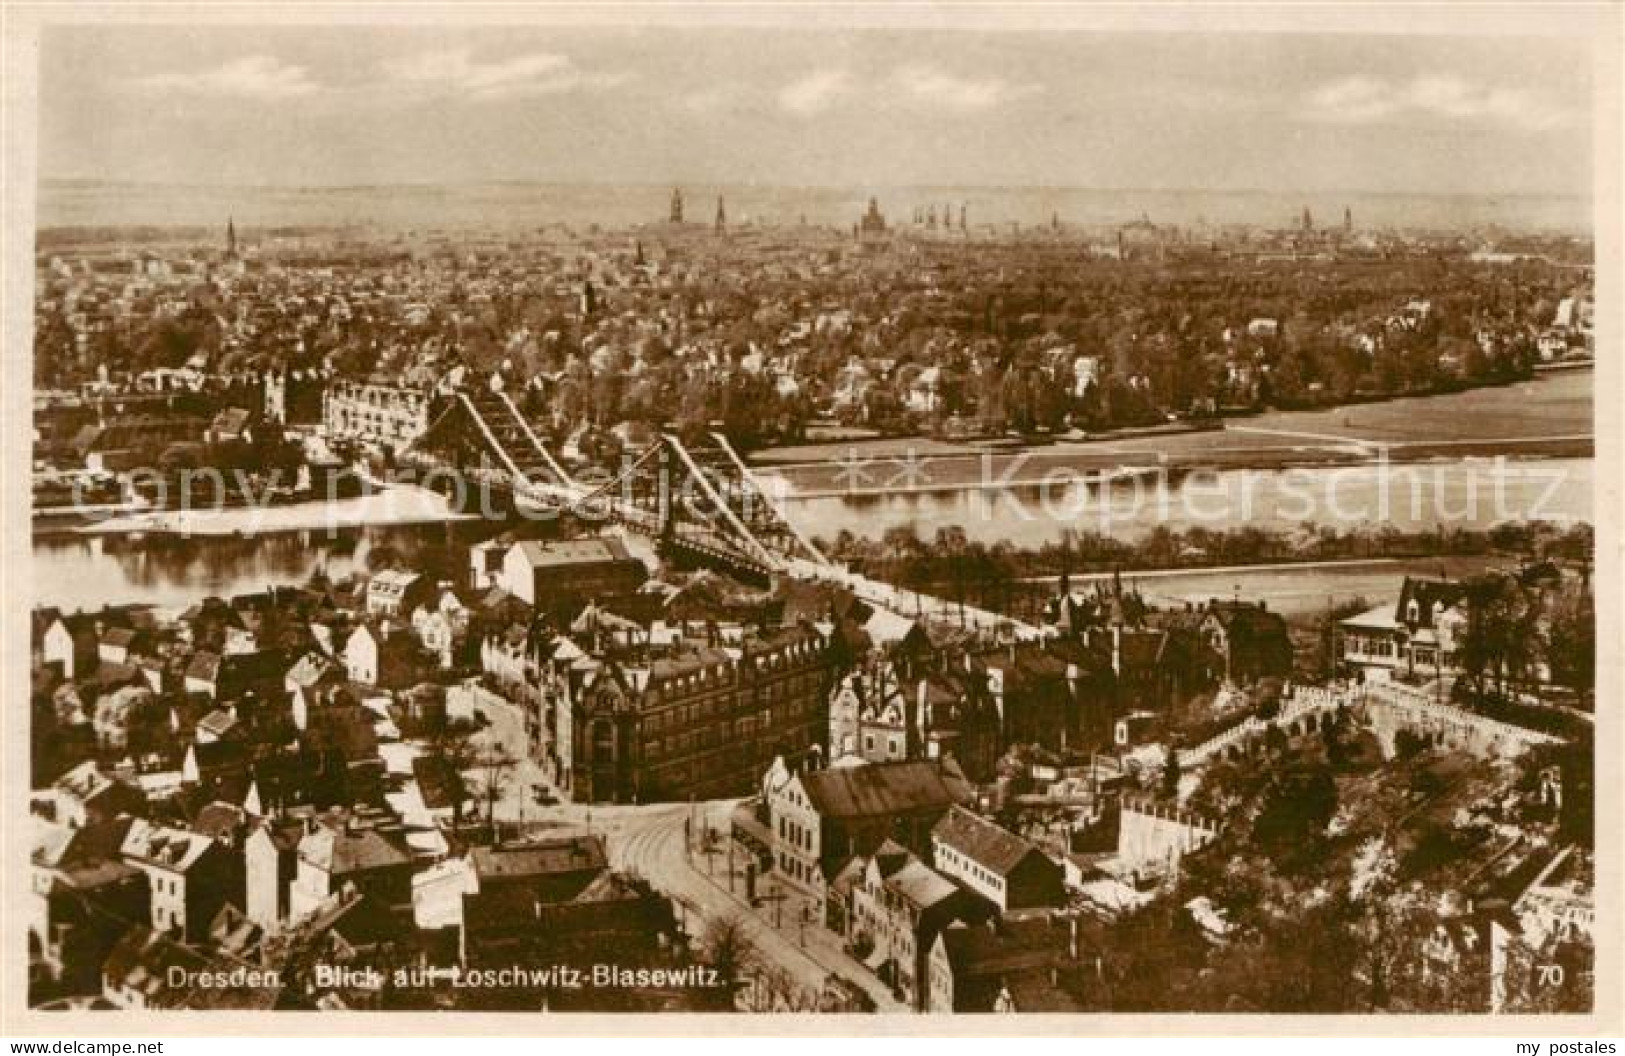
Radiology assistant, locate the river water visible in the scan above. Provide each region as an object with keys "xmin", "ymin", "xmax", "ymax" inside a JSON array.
[
  {"xmin": 31, "ymin": 456, "xmax": 1592, "ymax": 613},
  {"xmin": 781, "ymin": 456, "xmax": 1593, "ymax": 550}
]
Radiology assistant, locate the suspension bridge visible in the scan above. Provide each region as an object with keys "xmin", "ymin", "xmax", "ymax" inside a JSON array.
[{"xmin": 405, "ymin": 386, "xmax": 1040, "ymax": 638}]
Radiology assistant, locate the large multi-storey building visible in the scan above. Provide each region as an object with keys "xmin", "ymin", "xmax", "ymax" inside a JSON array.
[
  {"xmin": 322, "ymin": 379, "xmax": 433, "ymax": 447},
  {"xmin": 532, "ymin": 621, "xmax": 836, "ymax": 804},
  {"xmin": 759, "ymin": 755, "xmax": 976, "ymax": 922},
  {"xmin": 468, "ymin": 536, "xmax": 647, "ymax": 611}
]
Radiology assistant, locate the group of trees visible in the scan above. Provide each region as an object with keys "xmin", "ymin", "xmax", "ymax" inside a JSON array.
[
  {"xmin": 1456, "ymin": 573, "xmax": 1595, "ymax": 707},
  {"xmin": 37, "ymin": 231, "xmax": 1585, "ymax": 459},
  {"xmin": 820, "ymin": 522, "xmax": 1595, "ymax": 632},
  {"xmin": 811, "ymin": 249, "xmax": 1574, "ymax": 437},
  {"xmin": 1091, "ymin": 705, "xmax": 1592, "ymax": 1013}
]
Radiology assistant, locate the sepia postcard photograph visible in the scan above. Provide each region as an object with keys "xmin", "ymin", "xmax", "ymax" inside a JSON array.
[{"xmin": 1, "ymin": 1, "xmax": 1619, "ymax": 1038}]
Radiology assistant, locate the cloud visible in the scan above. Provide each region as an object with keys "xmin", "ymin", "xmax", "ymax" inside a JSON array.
[
  {"xmin": 1302, "ymin": 74, "xmax": 1578, "ymax": 132},
  {"xmin": 130, "ymin": 56, "xmax": 319, "ymax": 101},
  {"xmin": 383, "ymin": 48, "xmax": 628, "ymax": 101},
  {"xmin": 779, "ymin": 69, "xmax": 854, "ymax": 117},
  {"xmin": 890, "ymin": 64, "xmax": 1039, "ymax": 112}
]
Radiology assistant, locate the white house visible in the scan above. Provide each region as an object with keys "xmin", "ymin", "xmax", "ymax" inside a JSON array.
[{"xmin": 344, "ymin": 625, "xmax": 379, "ymax": 686}]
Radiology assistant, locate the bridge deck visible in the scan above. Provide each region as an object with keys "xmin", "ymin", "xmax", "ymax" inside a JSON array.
[{"xmin": 409, "ymin": 392, "xmax": 1041, "ymax": 637}]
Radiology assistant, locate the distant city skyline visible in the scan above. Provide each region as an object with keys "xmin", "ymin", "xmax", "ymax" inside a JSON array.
[{"xmin": 38, "ymin": 24, "xmax": 1595, "ymax": 202}]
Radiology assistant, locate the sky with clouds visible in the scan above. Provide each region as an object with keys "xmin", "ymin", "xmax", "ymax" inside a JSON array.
[{"xmin": 38, "ymin": 24, "xmax": 1594, "ymax": 197}]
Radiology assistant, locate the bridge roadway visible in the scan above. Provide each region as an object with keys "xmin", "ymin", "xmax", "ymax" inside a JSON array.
[
  {"xmin": 781, "ymin": 556, "xmax": 1043, "ymax": 640},
  {"xmin": 451, "ymin": 421, "xmax": 1044, "ymax": 640}
]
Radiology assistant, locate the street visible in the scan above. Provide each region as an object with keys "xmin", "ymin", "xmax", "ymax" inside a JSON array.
[
  {"xmin": 458, "ymin": 684, "xmax": 553, "ymax": 825},
  {"xmin": 456, "ymin": 687, "xmax": 906, "ymax": 1011},
  {"xmin": 601, "ymin": 800, "xmax": 908, "ymax": 1013}
]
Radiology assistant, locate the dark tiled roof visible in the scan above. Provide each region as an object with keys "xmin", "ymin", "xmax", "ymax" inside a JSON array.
[
  {"xmin": 299, "ymin": 822, "xmax": 412, "ymax": 876},
  {"xmin": 1395, "ymin": 576, "xmax": 1471, "ymax": 628},
  {"xmin": 799, "ymin": 759, "xmax": 973, "ymax": 820},
  {"xmin": 185, "ymin": 650, "xmax": 222, "ymax": 682},
  {"xmin": 1205, "ymin": 600, "xmax": 1289, "ymax": 639},
  {"xmin": 193, "ymin": 801, "xmax": 249, "ymax": 843},
  {"xmin": 250, "ymin": 815, "xmax": 307, "ymax": 854},
  {"xmin": 512, "ymin": 536, "xmax": 634, "ymax": 568},
  {"xmin": 469, "ymin": 834, "xmax": 607, "ymax": 880},
  {"xmin": 189, "ymin": 739, "xmax": 248, "ymax": 774},
  {"xmin": 932, "ymin": 805, "xmax": 1043, "ymax": 877}
]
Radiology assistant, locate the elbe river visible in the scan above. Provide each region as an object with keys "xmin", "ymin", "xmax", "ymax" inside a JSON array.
[{"xmin": 32, "ymin": 454, "xmax": 1592, "ymax": 613}]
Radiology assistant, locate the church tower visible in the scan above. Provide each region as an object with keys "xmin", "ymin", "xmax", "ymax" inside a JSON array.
[
  {"xmin": 714, "ymin": 195, "xmax": 726, "ymax": 232},
  {"xmin": 669, "ymin": 187, "xmax": 684, "ymax": 224},
  {"xmin": 226, "ymin": 216, "xmax": 238, "ymax": 259}
]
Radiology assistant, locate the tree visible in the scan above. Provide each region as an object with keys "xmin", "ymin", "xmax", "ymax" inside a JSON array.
[
  {"xmin": 699, "ymin": 913, "xmax": 757, "ymax": 1008},
  {"xmin": 1499, "ymin": 931, "xmax": 1593, "ymax": 1013},
  {"xmin": 1545, "ymin": 586, "xmax": 1595, "ymax": 707},
  {"xmin": 1320, "ymin": 708, "xmax": 1355, "ymax": 767},
  {"xmin": 1346, "ymin": 837, "xmax": 1435, "ymax": 1010},
  {"xmin": 1252, "ymin": 764, "xmax": 1337, "ymax": 869},
  {"xmin": 469, "ymin": 744, "xmax": 518, "ymax": 829},
  {"xmin": 425, "ymin": 720, "xmax": 479, "ymax": 826},
  {"xmin": 1160, "ymin": 747, "xmax": 1182, "ymax": 801}
]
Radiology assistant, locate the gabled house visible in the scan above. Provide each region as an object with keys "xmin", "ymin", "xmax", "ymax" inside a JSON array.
[
  {"xmin": 119, "ymin": 819, "xmax": 238, "ymax": 941},
  {"xmin": 52, "ymin": 760, "xmax": 146, "ymax": 828},
  {"xmin": 244, "ymin": 814, "xmax": 307, "ymax": 931},
  {"xmin": 475, "ymin": 536, "xmax": 647, "ymax": 611},
  {"xmin": 366, "ymin": 570, "xmax": 433, "ymax": 620},
  {"xmin": 931, "ymin": 805, "xmax": 1065, "ymax": 913},
  {"xmin": 183, "ymin": 737, "xmax": 250, "ymax": 787},
  {"xmin": 97, "ymin": 626, "xmax": 152, "ymax": 667},
  {"xmin": 31, "ymin": 816, "xmax": 147, "ymax": 993},
  {"xmin": 1197, "ymin": 599, "xmax": 1292, "ymax": 685},
  {"xmin": 42, "ymin": 614, "xmax": 100, "ymax": 680},
  {"xmin": 288, "ymin": 810, "xmax": 416, "ymax": 922},
  {"xmin": 342, "ymin": 622, "xmax": 427, "ymax": 689},
  {"xmin": 848, "ymin": 840, "xmax": 978, "ymax": 1010},
  {"xmin": 762, "ymin": 755, "xmax": 975, "ymax": 922},
  {"xmin": 926, "ymin": 916, "xmax": 1086, "ymax": 1012},
  {"xmin": 184, "ymin": 650, "xmax": 222, "ymax": 698},
  {"xmin": 460, "ymin": 834, "xmax": 611, "ymax": 956},
  {"xmin": 286, "ymin": 651, "xmax": 345, "ymax": 729},
  {"xmin": 1341, "ymin": 575, "xmax": 1474, "ymax": 682}
]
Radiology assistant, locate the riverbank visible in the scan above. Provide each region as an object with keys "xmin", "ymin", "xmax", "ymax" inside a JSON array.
[
  {"xmin": 1023, "ymin": 554, "xmax": 1516, "ymax": 619},
  {"xmin": 819, "ymin": 520, "xmax": 1591, "ymax": 625},
  {"xmin": 750, "ymin": 368, "xmax": 1592, "ymax": 494},
  {"xmin": 72, "ymin": 483, "xmax": 472, "ymax": 538},
  {"xmin": 755, "ymin": 435, "xmax": 1593, "ymax": 497}
]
